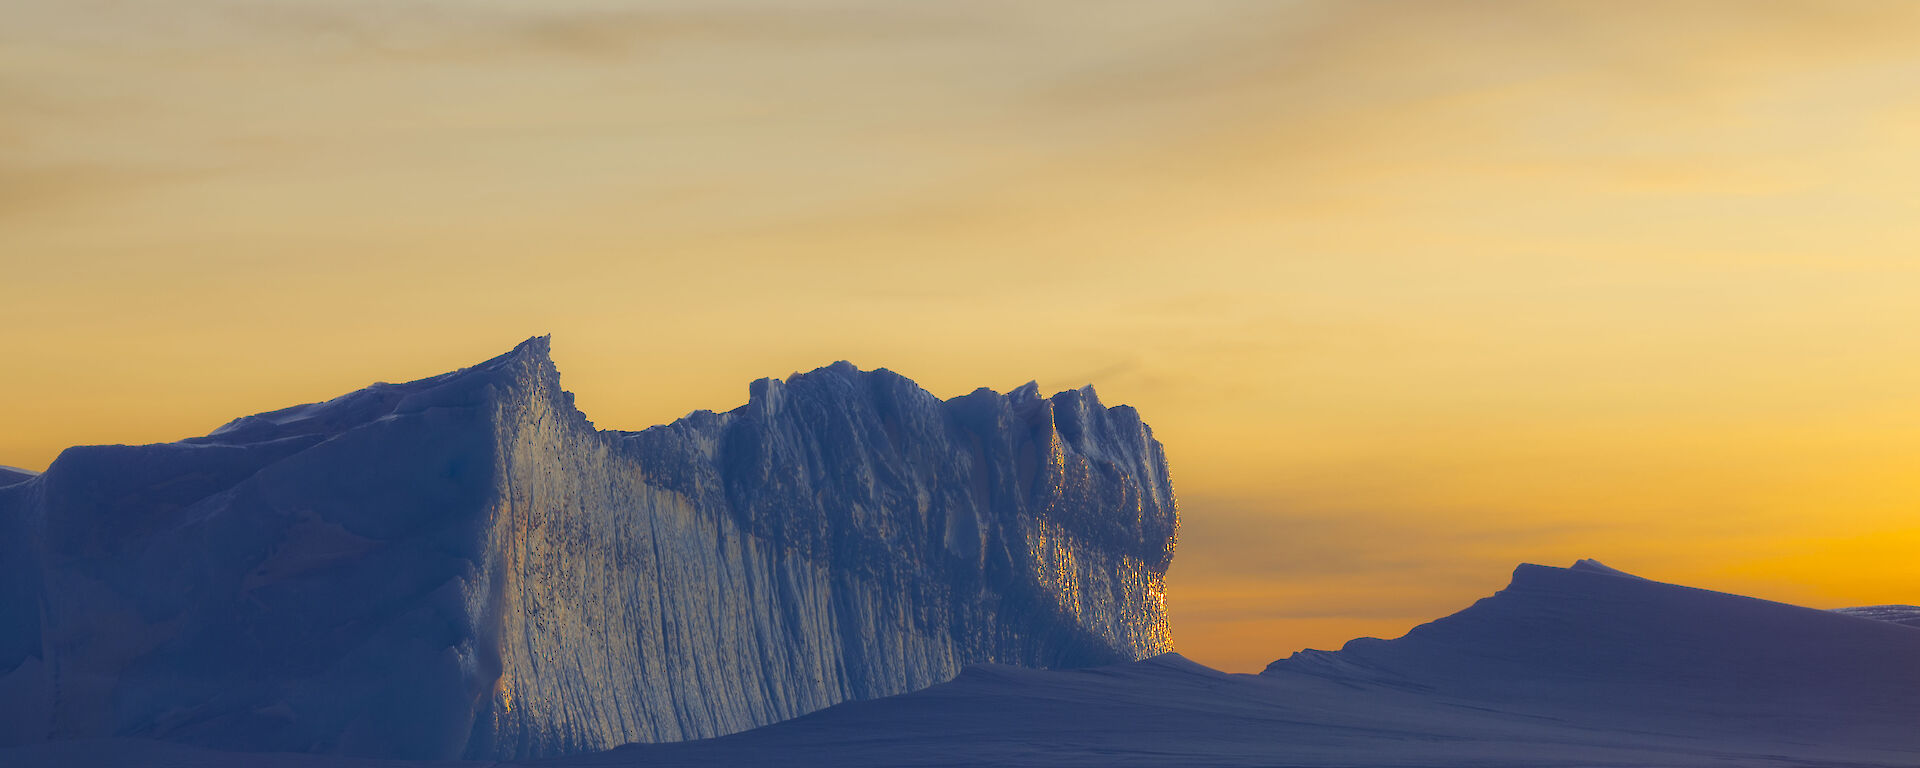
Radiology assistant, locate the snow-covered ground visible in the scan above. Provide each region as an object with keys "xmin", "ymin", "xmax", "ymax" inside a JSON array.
[{"xmin": 5, "ymin": 560, "xmax": 1915, "ymax": 768}]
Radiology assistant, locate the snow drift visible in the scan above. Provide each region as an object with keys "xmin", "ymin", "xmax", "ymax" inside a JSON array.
[{"xmin": 0, "ymin": 337, "xmax": 1177, "ymax": 759}]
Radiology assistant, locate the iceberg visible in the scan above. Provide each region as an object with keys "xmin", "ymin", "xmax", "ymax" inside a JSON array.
[{"xmin": 0, "ymin": 337, "xmax": 1177, "ymax": 759}]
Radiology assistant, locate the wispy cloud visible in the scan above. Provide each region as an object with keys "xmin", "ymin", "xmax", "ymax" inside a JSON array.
[{"xmin": 214, "ymin": 2, "xmax": 985, "ymax": 62}]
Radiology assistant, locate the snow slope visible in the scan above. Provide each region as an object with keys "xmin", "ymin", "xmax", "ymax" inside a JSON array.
[
  {"xmin": 0, "ymin": 466, "xmax": 35, "ymax": 487},
  {"xmin": 0, "ymin": 337, "xmax": 1177, "ymax": 759},
  {"xmin": 7, "ymin": 560, "xmax": 1914, "ymax": 768}
]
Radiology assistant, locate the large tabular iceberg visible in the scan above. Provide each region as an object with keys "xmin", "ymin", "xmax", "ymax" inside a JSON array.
[{"xmin": 0, "ymin": 337, "xmax": 1177, "ymax": 759}]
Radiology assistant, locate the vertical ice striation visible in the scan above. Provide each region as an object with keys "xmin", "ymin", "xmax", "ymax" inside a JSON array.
[{"xmin": 0, "ymin": 337, "xmax": 1177, "ymax": 759}]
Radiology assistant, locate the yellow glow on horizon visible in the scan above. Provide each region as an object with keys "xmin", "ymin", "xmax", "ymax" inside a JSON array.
[{"xmin": 6, "ymin": 0, "xmax": 1920, "ymax": 671}]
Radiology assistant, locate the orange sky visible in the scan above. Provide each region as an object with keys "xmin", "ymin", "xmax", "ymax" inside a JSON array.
[{"xmin": 6, "ymin": 0, "xmax": 1920, "ymax": 672}]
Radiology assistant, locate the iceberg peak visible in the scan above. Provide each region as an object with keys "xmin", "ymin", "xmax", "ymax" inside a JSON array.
[
  {"xmin": 1008, "ymin": 380, "xmax": 1042, "ymax": 406},
  {"xmin": 1568, "ymin": 558, "xmax": 1646, "ymax": 580}
]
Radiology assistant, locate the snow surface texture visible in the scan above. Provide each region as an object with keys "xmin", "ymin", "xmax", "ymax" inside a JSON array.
[
  {"xmin": 5, "ymin": 561, "xmax": 1915, "ymax": 768},
  {"xmin": 1836, "ymin": 604, "xmax": 1920, "ymax": 627},
  {"xmin": 0, "ymin": 337, "xmax": 1177, "ymax": 760}
]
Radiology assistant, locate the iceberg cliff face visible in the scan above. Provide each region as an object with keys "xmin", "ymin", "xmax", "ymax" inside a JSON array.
[{"xmin": 0, "ymin": 337, "xmax": 1176, "ymax": 759}]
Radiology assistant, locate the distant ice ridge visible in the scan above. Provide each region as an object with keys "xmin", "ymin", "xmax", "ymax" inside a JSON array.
[
  {"xmin": 1835, "ymin": 605, "xmax": 1920, "ymax": 627},
  {"xmin": 0, "ymin": 337, "xmax": 1177, "ymax": 759},
  {"xmin": 1265, "ymin": 560, "xmax": 1920, "ymax": 749}
]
